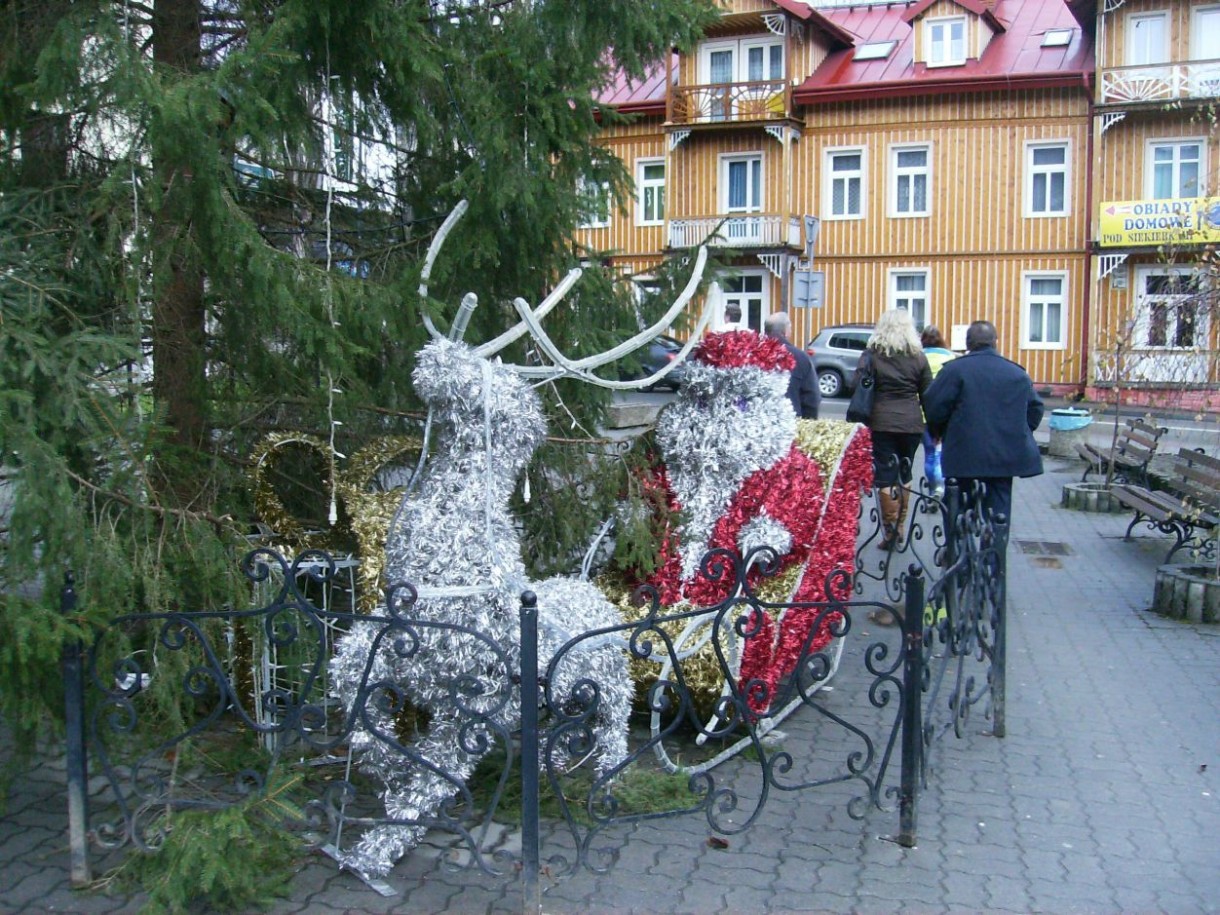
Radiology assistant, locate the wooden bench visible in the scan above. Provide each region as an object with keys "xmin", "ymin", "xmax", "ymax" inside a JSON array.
[
  {"xmin": 1112, "ymin": 448, "xmax": 1220, "ymax": 564},
  {"xmin": 1076, "ymin": 416, "xmax": 1167, "ymax": 488}
]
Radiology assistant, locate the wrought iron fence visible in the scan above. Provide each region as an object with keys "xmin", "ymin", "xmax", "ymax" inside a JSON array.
[{"xmin": 60, "ymin": 478, "xmax": 1008, "ymax": 913}]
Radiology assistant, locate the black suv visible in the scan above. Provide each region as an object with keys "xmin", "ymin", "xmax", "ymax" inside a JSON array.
[{"xmin": 804, "ymin": 324, "xmax": 872, "ymax": 398}]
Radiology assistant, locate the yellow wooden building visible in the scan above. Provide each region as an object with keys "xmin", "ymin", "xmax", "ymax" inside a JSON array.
[
  {"xmin": 583, "ymin": 0, "xmax": 1218, "ymax": 403},
  {"xmin": 1079, "ymin": 0, "xmax": 1220, "ymax": 403}
]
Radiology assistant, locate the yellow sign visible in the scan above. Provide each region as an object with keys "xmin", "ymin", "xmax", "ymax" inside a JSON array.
[{"xmin": 1099, "ymin": 197, "xmax": 1220, "ymax": 248}]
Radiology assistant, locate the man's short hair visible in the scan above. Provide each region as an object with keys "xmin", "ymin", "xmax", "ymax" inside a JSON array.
[
  {"xmin": 965, "ymin": 320, "xmax": 997, "ymax": 351},
  {"xmin": 763, "ymin": 311, "xmax": 791, "ymax": 338},
  {"xmin": 725, "ymin": 303, "xmax": 742, "ymax": 321}
]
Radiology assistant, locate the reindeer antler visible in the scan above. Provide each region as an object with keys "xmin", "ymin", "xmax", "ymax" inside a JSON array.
[
  {"xmin": 496, "ymin": 246, "xmax": 711, "ymax": 389},
  {"xmin": 418, "ymin": 200, "xmax": 470, "ymax": 340},
  {"xmin": 419, "ymin": 197, "xmax": 712, "ymax": 389}
]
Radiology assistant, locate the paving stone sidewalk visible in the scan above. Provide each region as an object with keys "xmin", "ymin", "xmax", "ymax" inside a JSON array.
[{"xmin": 3, "ymin": 454, "xmax": 1218, "ymax": 914}]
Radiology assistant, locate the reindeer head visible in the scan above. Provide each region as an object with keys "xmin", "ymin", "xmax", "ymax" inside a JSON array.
[{"xmin": 412, "ymin": 338, "xmax": 546, "ymax": 476}]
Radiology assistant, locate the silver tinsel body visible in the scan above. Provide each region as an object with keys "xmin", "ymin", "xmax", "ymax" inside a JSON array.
[
  {"xmin": 329, "ymin": 339, "xmax": 632, "ymax": 878},
  {"xmin": 655, "ymin": 359, "xmax": 797, "ymax": 582}
]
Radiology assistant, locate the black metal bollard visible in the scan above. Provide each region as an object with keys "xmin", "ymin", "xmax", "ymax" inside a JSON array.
[
  {"xmin": 992, "ymin": 517, "xmax": 1010, "ymax": 739},
  {"xmin": 943, "ymin": 480, "xmax": 962, "ymax": 621},
  {"xmin": 61, "ymin": 571, "xmax": 91, "ymax": 885},
  {"xmin": 518, "ymin": 591, "xmax": 541, "ymax": 915},
  {"xmin": 898, "ymin": 565, "xmax": 925, "ymax": 848}
]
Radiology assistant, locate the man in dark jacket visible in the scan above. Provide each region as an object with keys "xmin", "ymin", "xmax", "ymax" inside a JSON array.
[
  {"xmin": 923, "ymin": 320, "xmax": 1044, "ymax": 528},
  {"xmin": 764, "ymin": 311, "xmax": 820, "ymax": 419}
]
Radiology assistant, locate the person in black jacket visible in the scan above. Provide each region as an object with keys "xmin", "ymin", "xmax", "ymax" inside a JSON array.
[
  {"xmin": 764, "ymin": 311, "xmax": 820, "ymax": 419},
  {"xmin": 923, "ymin": 320, "xmax": 1044, "ymax": 531},
  {"xmin": 853, "ymin": 309, "xmax": 932, "ymax": 549}
]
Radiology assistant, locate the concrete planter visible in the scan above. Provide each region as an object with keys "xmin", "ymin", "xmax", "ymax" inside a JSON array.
[
  {"xmin": 1061, "ymin": 482, "xmax": 1124, "ymax": 514},
  {"xmin": 1152, "ymin": 564, "xmax": 1220, "ymax": 623}
]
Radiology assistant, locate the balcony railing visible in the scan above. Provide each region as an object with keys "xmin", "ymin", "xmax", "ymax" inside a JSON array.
[
  {"xmin": 668, "ymin": 214, "xmax": 801, "ymax": 250},
  {"xmin": 669, "ymin": 79, "xmax": 790, "ymax": 126},
  {"xmin": 1100, "ymin": 59, "xmax": 1220, "ymax": 104}
]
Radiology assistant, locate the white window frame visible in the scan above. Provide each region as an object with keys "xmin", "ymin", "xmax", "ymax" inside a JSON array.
[
  {"xmin": 631, "ymin": 274, "xmax": 661, "ymax": 308},
  {"xmin": 1145, "ymin": 138, "xmax": 1207, "ymax": 199},
  {"xmin": 889, "ymin": 144, "xmax": 930, "ymax": 218},
  {"xmin": 1193, "ymin": 6, "xmax": 1220, "ymax": 60},
  {"xmin": 927, "ymin": 15, "xmax": 967, "ymax": 67},
  {"xmin": 719, "ymin": 269, "xmax": 770, "ymax": 333},
  {"xmin": 699, "ymin": 37, "xmax": 784, "ymax": 83},
  {"xmin": 887, "ymin": 268, "xmax": 930, "ymax": 330},
  {"xmin": 823, "ymin": 146, "xmax": 866, "ymax": 221},
  {"xmin": 1021, "ymin": 271, "xmax": 1068, "ymax": 350},
  {"xmin": 1126, "ymin": 11, "xmax": 1169, "ymax": 66},
  {"xmin": 720, "ymin": 153, "xmax": 763, "ymax": 213},
  {"xmin": 578, "ymin": 178, "xmax": 612, "ymax": 229},
  {"xmin": 636, "ymin": 158, "xmax": 665, "ymax": 226},
  {"xmin": 1132, "ymin": 266, "xmax": 1210, "ymax": 351},
  {"xmin": 720, "ymin": 153, "xmax": 764, "ymax": 244},
  {"xmin": 1025, "ymin": 140, "xmax": 1071, "ymax": 217}
]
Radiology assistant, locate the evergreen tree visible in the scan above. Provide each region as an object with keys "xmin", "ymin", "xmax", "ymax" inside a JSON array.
[{"xmin": 0, "ymin": 0, "xmax": 719, "ymax": 747}]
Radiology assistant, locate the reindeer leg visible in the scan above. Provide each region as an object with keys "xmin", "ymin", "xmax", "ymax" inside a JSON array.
[{"xmin": 340, "ymin": 712, "xmax": 491, "ymax": 878}]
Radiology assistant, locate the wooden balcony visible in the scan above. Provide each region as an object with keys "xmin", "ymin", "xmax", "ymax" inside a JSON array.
[
  {"xmin": 668, "ymin": 214, "xmax": 801, "ymax": 250},
  {"xmin": 1100, "ymin": 60, "xmax": 1220, "ymax": 104},
  {"xmin": 668, "ymin": 79, "xmax": 791, "ymax": 126}
]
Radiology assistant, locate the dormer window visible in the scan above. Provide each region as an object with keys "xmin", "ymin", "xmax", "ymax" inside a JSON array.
[{"xmin": 927, "ymin": 16, "xmax": 966, "ymax": 67}]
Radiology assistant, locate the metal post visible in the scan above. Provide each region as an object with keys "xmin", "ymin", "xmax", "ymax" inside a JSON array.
[
  {"xmin": 991, "ymin": 518, "xmax": 1009, "ymax": 739},
  {"xmin": 898, "ymin": 566, "xmax": 924, "ymax": 848},
  {"xmin": 61, "ymin": 571, "xmax": 92, "ymax": 885},
  {"xmin": 518, "ymin": 591, "xmax": 541, "ymax": 915},
  {"xmin": 943, "ymin": 480, "xmax": 961, "ymax": 623}
]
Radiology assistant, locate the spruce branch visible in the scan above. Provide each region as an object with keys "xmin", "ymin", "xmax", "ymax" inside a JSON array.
[{"xmin": 64, "ymin": 468, "xmax": 237, "ymax": 530}]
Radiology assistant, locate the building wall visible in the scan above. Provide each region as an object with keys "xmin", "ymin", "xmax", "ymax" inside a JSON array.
[{"xmin": 583, "ymin": 84, "xmax": 1093, "ymax": 389}]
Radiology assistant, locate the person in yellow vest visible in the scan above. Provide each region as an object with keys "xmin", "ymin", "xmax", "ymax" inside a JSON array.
[{"xmin": 920, "ymin": 325, "xmax": 956, "ymax": 501}]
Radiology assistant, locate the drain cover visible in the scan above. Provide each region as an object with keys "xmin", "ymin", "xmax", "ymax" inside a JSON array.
[{"xmin": 1016, "ymin": 540, "xmax": 1072, "ymax": 556}]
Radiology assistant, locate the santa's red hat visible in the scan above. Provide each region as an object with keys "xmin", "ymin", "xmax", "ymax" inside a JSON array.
[{"xmin": 694, "ymin": 330, "xmax": 794, "ymax": 372}]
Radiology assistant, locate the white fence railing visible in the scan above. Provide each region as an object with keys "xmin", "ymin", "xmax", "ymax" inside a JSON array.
[
  {"xmin": 1100, "ymin": 60, "xmax": 1220, "ymax": 103},
  {"xmin": 668, "ymin": 215, "xmax": 800, "ymax": 249}
]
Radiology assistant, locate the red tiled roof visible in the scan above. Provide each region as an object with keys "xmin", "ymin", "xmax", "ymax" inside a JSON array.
[
  {"xmin": 594, "ymin": 0, "xmax": 1093, "ymax": 115},
  {"xmin": 795, "ymin": 0, "xmax": 1092, "ymax": 104},
  {"xmin": 595, "ymin": 54, "xmax": 674, "ymax": 114}
]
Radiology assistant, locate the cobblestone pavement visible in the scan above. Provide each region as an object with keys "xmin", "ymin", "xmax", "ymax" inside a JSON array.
[{"xmin": 3, "ymin": 448, "xmax": 1218, "ymax": 914}]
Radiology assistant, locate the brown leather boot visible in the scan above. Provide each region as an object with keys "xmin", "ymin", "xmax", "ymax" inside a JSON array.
[
  {"xmin": 878, "ymin": 486, "xmax": 901, "ymax": 550},
  {"xmin": 894, "ymin": 487, "xmax": 910, "ymax": 547}
]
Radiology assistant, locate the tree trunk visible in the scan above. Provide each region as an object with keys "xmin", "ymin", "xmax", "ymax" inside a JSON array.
[{"xmin": 150, "ymin": 0, "xmax": 208, "ymax": 501}]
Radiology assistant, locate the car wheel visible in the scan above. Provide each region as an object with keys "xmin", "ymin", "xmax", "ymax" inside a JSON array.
[{"xmin": 818, "ymin": 369, "xmax": 844, "ymax": 399}]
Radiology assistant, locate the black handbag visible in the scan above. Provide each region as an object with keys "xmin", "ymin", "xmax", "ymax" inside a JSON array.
[{"xmin": 845, "ymin": 350, "xmax": 875, "ymax": 424}]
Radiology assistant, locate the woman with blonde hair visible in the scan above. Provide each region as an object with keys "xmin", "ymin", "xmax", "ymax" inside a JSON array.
[{"xmin": 853, "ymin": 309, "xmax": 932, "ymax": 549}]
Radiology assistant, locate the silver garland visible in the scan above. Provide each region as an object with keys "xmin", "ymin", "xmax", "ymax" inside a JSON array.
[
  {"xmin": 329, "ymin": 338, "xmax": 632, "ymax": 878},
  {"xmin": 654, "ymin": 358, "xmax": 797, "ymax": 581}
]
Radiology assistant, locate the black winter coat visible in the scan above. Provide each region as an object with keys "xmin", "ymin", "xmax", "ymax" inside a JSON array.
[
  {"xmin": 923, "ymin": 346, "xmax": 1045, "ymax": 479},
  {"xmin": 854, "ymin": 349, "xmax": 931, "ymax": 434}
]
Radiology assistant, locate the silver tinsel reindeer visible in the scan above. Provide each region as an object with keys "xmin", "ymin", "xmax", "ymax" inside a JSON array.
[{"xmin": 328, "ymin": 203, "xmax": 710, "ymax": 878}]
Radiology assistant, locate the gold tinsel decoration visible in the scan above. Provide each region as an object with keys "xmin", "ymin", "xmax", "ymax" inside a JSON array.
[
  {"xmin": 249, "ymin": 432, "xmax": 422, "ymax": 611},
  {"xmin": 335, "ymin": 437, "xmax": 423, "ymax": 611}
]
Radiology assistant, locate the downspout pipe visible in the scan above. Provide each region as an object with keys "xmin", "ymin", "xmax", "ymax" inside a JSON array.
[{"xmin": 1079, "ymin": 70, "xmax": 1094, "ymax": 399}]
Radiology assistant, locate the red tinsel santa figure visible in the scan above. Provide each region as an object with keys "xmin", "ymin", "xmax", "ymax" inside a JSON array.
[{"xmin": 635, "ymin": 330, "xmax": 871, "ymax": 713}]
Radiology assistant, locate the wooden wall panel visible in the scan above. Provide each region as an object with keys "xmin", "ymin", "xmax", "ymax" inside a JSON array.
[
  {"xmin": 1093, "ymin": 110, "xmax": 1218, "ymax": 204},
  {"xmin": 798, "ymin": 92, "xmax": 1090, "ymax": 259},
  {"xmin": 789, "ymin": 253, "xmax": 1089, "ymax": 386}
]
